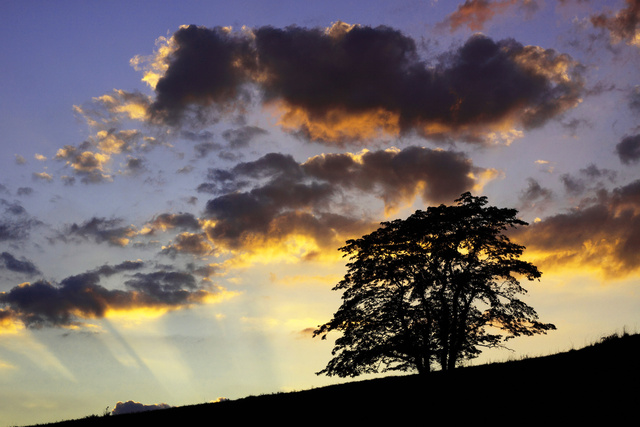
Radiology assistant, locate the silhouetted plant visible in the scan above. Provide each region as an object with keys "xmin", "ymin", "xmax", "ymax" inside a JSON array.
[{"xmin": 314, "ymin": 192, "xmax": 556, "ymax": 377}]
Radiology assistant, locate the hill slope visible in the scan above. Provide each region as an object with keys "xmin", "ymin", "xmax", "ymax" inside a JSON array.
[{"xmin": 28, "ymin": 333, "xmax": 639, "ymax": 426}]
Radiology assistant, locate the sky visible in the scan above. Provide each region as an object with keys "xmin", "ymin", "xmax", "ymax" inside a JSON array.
[{"xmin": 1, "ymin": 0, "xmax": 639, "ymax": 424}]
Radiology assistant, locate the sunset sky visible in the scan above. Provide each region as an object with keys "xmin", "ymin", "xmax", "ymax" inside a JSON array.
[{"xmin": 1, "ymin": 0, "xmax": 639, "ymax": 425}]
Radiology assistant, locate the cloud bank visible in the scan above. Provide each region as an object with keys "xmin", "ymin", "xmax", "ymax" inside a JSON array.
[
  {"xmin": 0, "ymin": 261, "xmax": 223, "ymax": 329},
  {"xmin": 514, "ymin": 179, "xmax": 640, "ymax": 279},
  {"xmin": 136, "ymin": 22, "xmax": 584, "ymax": 145}
]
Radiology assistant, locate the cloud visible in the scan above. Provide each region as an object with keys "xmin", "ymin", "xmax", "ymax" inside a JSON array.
[
  {"xmin": 120, "ymin": 156, "xmax": 146, "ymax": 176},
  {"xmin": 0, "ymin": 252, "xmax": 40, "ymax": 276},
  {"xmin": 73, "ymin": 89, "xmax": 152, "ymax": 128},
  {"xmin": 0, "ymin": 200, "xmax": 40, "ymax": 242},
  {"xmin": 222, "ymin": 125, "xmax": 268, "ymax": 148},
  {"xmin": 141, "ymin": 212, "xmax": 202, "ymax": 235},
  {"xmin": 111, "ymin": 401, "xmax": 172, "ymax": 415},
  {"xmin": 140, "ymin": 23, "xmax": 584, "ymax": 145},
  {"xmin": 193, "ymin": 141, "xmax": 222, "ymax": 159},
  {"xmin": 145, "ymin": 25, "xmax": 255, "ymax": 127},
  {"xmin": 590, "ymin": 0, "xmax": 640, "ymax": 47},
  {"xmin": 629, "ymin": 85, "xmax": 640, "ymax": 112},
  {"xmin": 56, "ymin": 217, "xmax": 137, "ymax": 247},
  {"xmin": 93, "ymin": 260, "xmax": 146, "ymax": 276},
  {"xmin": 513, "ymin": 178, "xmax": 640, "ymax": 278},
  {"xmin": 16, "ymin": 187, "xmax": 33, "ymax": 197},
  {"xmin": 302, "ymin": 146, "xmax": 494, "ymax": 210},
  {"xmin": 438, "ymin": 0, "xmax": 521, "ymax": 32},
  {"xmin": 160, "ymin": 232, "xmax": 215, "ymax": 258},
  {"xmin": 32, "ymin": 172, "xmax": 53, "ymax": 182},
  {"xmin": 519, "ymin": 178, "xmax": 553, "ymax": 211},
  {"xmin": 57, "ymin": 93, "xmax": 166, "ymax": 184},
  {"xmin": 616, "ymin": 134, "xmax": 640, "ymax": 165},
  {"xmin": 558, "ymin": 164, "xmax": 618, "ymax": 199},
  {"xmin": 0, "ymin": 262, "xmax": 223, "ymax": 329},
  {"xmin": 200, "ymin": 146, "xmax": 498, "ymax": 256},
  {"xmin": 54, "ymin": 146, "xmax": 113, "ymax": 184}
]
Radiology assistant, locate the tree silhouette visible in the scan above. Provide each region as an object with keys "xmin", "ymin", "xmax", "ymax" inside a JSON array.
[{"xmin": 314, "ymin": 192, "xmax": 555, "ymax": 377}]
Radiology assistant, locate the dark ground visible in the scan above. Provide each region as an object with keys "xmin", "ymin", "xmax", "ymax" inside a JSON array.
[{"xmin": 26, "ymin": 333, "xmax": 639, "ymax": 426}]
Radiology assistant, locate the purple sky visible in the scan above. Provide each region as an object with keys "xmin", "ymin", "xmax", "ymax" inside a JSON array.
[{"xmin": 1, "ymin": 1, "xmax": 639, "ymax": 425}]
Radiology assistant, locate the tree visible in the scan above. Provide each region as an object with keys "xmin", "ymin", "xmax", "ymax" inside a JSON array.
[{"xmin": 314, "ymin": 192, "xmax": 555, "ymax": 377}]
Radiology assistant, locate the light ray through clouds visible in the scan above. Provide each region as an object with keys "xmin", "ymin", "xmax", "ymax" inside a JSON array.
[{"xmin": 1, "ymin": 1, "xmax": 639, "ymax": 425}]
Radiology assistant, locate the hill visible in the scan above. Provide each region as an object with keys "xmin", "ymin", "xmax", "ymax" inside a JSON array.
[{"xmin": 24, "ymin": 332, "xmax": 639, "ymax": 426}]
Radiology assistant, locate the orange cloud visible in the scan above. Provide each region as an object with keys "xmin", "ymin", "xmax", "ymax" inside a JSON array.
[
  {"xmin": 513, "ymin": 179, "xmax": 640, "ymax": 279},
  {"xmin": 269, "ymin": 102, "xmax": 401, "ymax": 145},
  {"xmin": 441, "ymin": 0, "xmax": 519, "ymax": 32}
]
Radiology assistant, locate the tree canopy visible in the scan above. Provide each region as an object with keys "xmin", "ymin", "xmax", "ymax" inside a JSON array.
[{"xmin": 314, "ymin": 192, "xmax": 555, "ymax": 377}]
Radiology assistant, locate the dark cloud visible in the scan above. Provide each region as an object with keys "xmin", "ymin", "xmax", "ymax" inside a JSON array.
[
  {"xmin": 0, "ymin": 277, "xmax": 116, "ymax": 328},
  {"xmin": 560, "ymin": 117, "xmax": 592, "ymax": 137},
  {"xmin": 146, "ymin": 24, "xmax": 584, "ymax": 144},
  {"xmin": 519, "ymin": 178, "xmax": 553, "ymax": 210},
  {"xmin": 629, "ymin": 86, "xmax": 640, "ymax": 112},
  {"xmin": 513, "ymin": 179, "xmax": 640, "ymax": 278},
  {"xmin": 58, "ymin": 217, "xmax": 137, "ymax": 247},
  {"xmin": 193, "ymin": 141, "xmax": 222, "ymax": 158},
  {"xmin": 121, "ymin": 156, "xmax": 146, "ymax": 175},
  {"xmin": 61, "ymin": 176, "xmax": 76, "ymax": 186},
  {"xmin": 203, "ymin": 179, "xmax": 336, "ymax": 247},
  {"xmin": 93, "ymin": 260, "xmax": 146, "ymax": 277},
  {"xmin": 160, "ymin": 232, "xmax": 214, "ymax": 258},
  {"xmin": 147, "ymin": 25, "xmax": 256, "ymax": 126},
  {"xmin": 143, "ymin": 212, "xmax": 201, "ymax": 234},
  {"xmin": 616, "ymin": 134, "xmax": 640, "ymax": 165},
  {"xmin": 560, "ymin": 163, "xmax": 617, "ymax": 196},
  {"xmin": 16, "ymin": 187, "xmax": 33, "ymax": 196},
  {"xmin": 560, "ymin": 173, "xmax": 586, "ymax": 195},
  {"xmin": 201, "ymin": 146, "xmax": 495, "ymax": 251},
  {"xmin": 0, "ymin": 200, "xmax": 40, "ymax": 242},
  {"xmin": 590, "ymin": 0, "xmax": 640, "ymax": 47},
  {"xmin": 196, "ymin": 182, "xmax": 219, "ymax": 194},
  {"xmin": 580, "ymin": 163, "xmax": 618, "ymax": 182},
  {"xmin": 1, "ymin": 199, "xmax": 26, "ymax": 216},
  {"xmin": 0, "ymin": 252, "xmax": 40, "ymax": 276},
  {"xmin": 303, "ymin": 146, "xmax": 487, "ymax": 207},
  {"xmin": 222, "ymin": 125, "xmax": 268, "ymax": 148},
  {"xmin": 181, "ymin": 130, "xmax": 215, "ymax": 142},
  {"xmin": 187, "ymin": 262, "xmax": 219, "ymax": 278},
  {"xmin": 123, "ymin": 270, "xmax": 200, "ymax": 304},
  {"xmin": 0, "ymin": 263, "xmax": 215, "ymax": 329}
]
